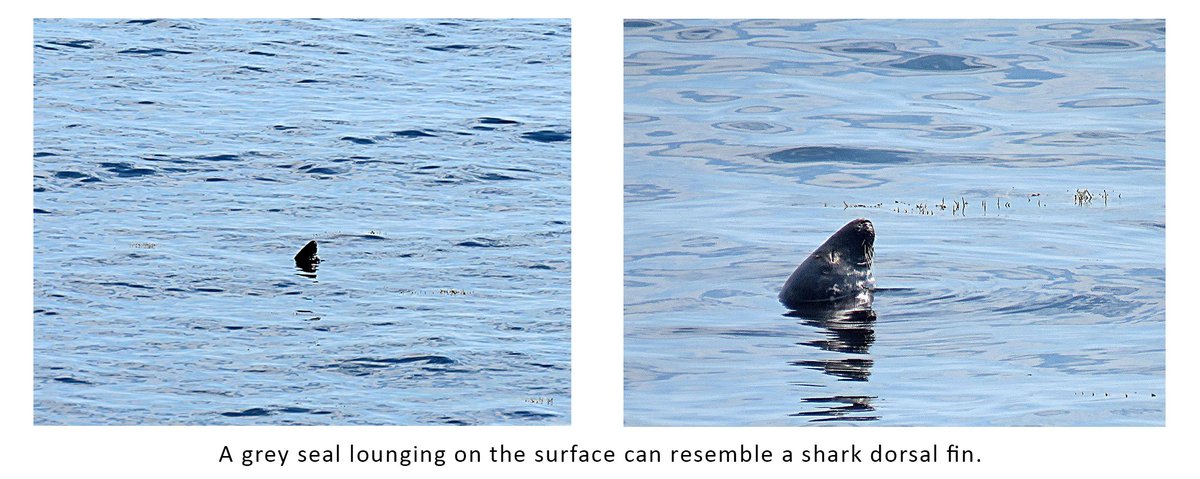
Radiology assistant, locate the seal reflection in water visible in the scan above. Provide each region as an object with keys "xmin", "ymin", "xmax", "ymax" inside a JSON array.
[
  {"xmin": 295, "ymin": 240, "xmax": 320, "ymax": 273},
  {"xmin": 779, "ymin": 218, "xmax": 875, "ymax": 310}
]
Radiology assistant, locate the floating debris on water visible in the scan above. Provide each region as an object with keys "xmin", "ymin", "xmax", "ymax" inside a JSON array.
[
  {"xmin": 829, "ymin": 188, "xmax": 1117, "ymax": 216},
  {"xmin": 1074, "ymin": 188, "xmax": 1111, "ymax": 206}
]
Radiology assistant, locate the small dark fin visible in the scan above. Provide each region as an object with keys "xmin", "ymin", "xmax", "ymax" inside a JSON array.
[{"xmin": 295, "ymin": 240, "xmax": 320, "ymax": 272}]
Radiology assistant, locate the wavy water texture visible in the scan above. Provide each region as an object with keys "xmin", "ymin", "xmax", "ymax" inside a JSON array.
[
  {"xmin": 624, "ymin": 19, "xmax": 1163, "ymax": 426},
  {"xmin": 34, "ymin": 19, "xmax": 571, "ymax": 425}
]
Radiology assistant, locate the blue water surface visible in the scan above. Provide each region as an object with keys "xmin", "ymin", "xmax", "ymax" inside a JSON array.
[
  {"xmin": 35, "ymin": 18, "xmax": 571, "ymax": 425},
  {"xmin": 624, "ymin": 19, "xmax": 1164, "ymax": 426}
]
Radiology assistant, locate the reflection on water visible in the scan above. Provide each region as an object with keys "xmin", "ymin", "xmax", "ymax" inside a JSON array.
[
  {"xmin": 786, "ymin": 295, "xmax": 878, "ymax": 421},
  {"xmin": 790, "ymin": 396, "xmax": 877, "ymax": 422}
]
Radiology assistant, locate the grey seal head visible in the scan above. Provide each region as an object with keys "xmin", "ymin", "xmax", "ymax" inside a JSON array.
[
  {"xmin": 295, "ymin": 240, "xmax": 320, "ymax": 272},
  {"xmin": 779, "ymin": 218, "xmax": 875, "ymax": 309}
]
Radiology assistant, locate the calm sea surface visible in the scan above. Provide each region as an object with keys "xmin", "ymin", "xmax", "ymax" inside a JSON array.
[
  {"xmin": 624, "ymin": 19, "xmax": 1164, "ymax": 426},
  {"xmin": 35, "ymin": 18, "xmax": 571, "ymax": 425}
]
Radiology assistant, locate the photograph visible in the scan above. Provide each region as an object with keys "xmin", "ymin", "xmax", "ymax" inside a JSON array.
[
  {"xmin": 624, "ymin": 19, "xmax": 1164, "ymax": 426},
  {"xmin": 34, "ymin": 18, "xmax": 571, "ymax": 425}
]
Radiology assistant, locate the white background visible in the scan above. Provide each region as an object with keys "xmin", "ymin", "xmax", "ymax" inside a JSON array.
[{"xmin": 5, "ymin": 1, "xmax": 1193, "ymax": 477}]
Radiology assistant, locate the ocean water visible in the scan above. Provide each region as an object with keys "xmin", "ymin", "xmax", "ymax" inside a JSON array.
[
  {"xmin": 34, "ymin": 18, "xmax": 571, "ymax": 425},
  {"xmin": 624, "ymin": 19, "xmax": 1164, "ymax": 426}
]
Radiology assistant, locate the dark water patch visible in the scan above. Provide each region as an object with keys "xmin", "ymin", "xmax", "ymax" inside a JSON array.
[
  {"xmin": 712, "ymin": 121, "xmax": 791, "ymax": 134},
  {"xmin": 679, "ymin": 90, "xmax": 740, "ymax": 103},
  {"xmin": 53, "ymin": 377, "xmax": 92, "ymax": 385},
  {"xmin": 881, "ymin": 54, "xmax": 991, "ymax": 72},
  {"xmin": 272, "ymin": 125, "xmax": 298, "ymax": 131},
  {"xmin": 820, "ymin": 41, "xmax": 898, "ymax": 55},
  {"xmin": 297, "ymin": 79, "xmax": 321, "ymax": 84},
  {"xmin": 279, "ymin": 406, "xmax": 333, "ymax": 415},
  {"xmin": 125, "ymin": 19, "xmax": 159, "ymax": 25},
  {"xmin": 393, "ymin": 129, "xmax": 437, "ymax": 138},
  {"xmin": 54, "ymin": 171, "xmax": 90, "ymax": 179},
  {"xmin": 717, "ymin": 328, "xmax": 778, "ymax": 338},
  {"xmin": 34, "ymin": 186, "xmax": 46, "ymax": 192},
  {"xmin": 999, "ymin": 68, "xmax": 1055, "ymax": 83},
  {"xmin": 97, "ymin": 162, "xmax": 155, "ymax": 177},
  {"xmin": 625, "ymin": 183, "xmax": 677, "ymax": 203},
  {"xmin": 1112, "ymin": 21, "xmax": 1165, "ymax": 34},
  {"xmin": 204, "ymin": 178, "xmax": 228, "ymax": 182},
  {"xmin": 625, "ymin": 113, "xmax": 659, "ymax": 124},
  {"xmin": 475, "ymin": 172, "xmax": 522, "ymax": 181},
  {"xmin": 426, "ymin": 44, "xmax": 476, "ymax": 52},
  {"xmin": 340, "ymin": 136, "xmax": 376, "ymax": 145},
  {"xmin": 118, "ymin": 47, "xmax": 192, "ymax": 56},
  {"xmin": 36, "ymin": 44, "xmax": 59, "ymax": 51},
  {"xmin": 528, "ymin": 264, "xmax": 553, "ymax": 270},
  {"xmin": 194, "ymin": 287, "xmax": 225, "ymax": 293},
  {"xmin": 675, "ymin": 27, "xmax": 734, "ymax": 42},
  {"xmin": 347, "ymin": 356, "xmax": 456, "ymax": 366},
  {"xmin": 764, "ymin": 146, "xmax": 916, "ymax": 164},
  {"xmin": 196, "ymin": 154, "xmax": 239, "ymax": 162},
  {"xmin": 221, "ymin": 408, "xmax": 272, "ymax": 417},
  {"xmin": 136, "ymin": 100, "xmax": 156, "ymax": 105},
  {"xmin": 306, "ymin": 167, "xmax": 345, "ymax": 175},
  {"xmin": 247, "ymin": 50, "xmax": 277, "ymax": 57},
  {"xmin": 456, "ymin": 238, "xmax": 509, "ymax": 248},
  {"xmin": 625, "ymin": 20, "xmax": 662, "ymax": 28},
  {"xmin": 501, "ymin": 410, "xmax": 559, "ymax": 420},
  {"xmin": 99, "ymin": 281, "xmax": 153, "ymax": 290},
  {"xmin": 521, "ymin": 130, "xmax": 570, "ymax": 143},
  {"xmin": 1045, "ymin": 39, "xmax": 1141, "ymax": 51},
  {"xmin": 238, "ymin": 66, "xmax": 269, "ymax": 73},
  {"xmin": 34, "ymin": 152, "xmax": 58, "ymax": 158},
  {"xmin": 479, "ymin": 117, "xmax": 520, "ymax": 125},
  {"xmin": 139, "ymin": 154, "xmax": 194, "ymax": 164},
  {"xmin": 735, "ymin": 105, "xmax": 783, "ymax": 114},
  {"xmin": 47, "ymin": 39, "xmax": 97, "ymax": 50},
  {"xmin": 933, "ymin": 124, "xmax": 990, "ymax": 136},
  {"xmin": 322, "ymin": 356, "xmax": 459, "ymax": 375},
  {"xmin": 1059, "ymin": 98, "xmax": 1161, "ymax": 109}
]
